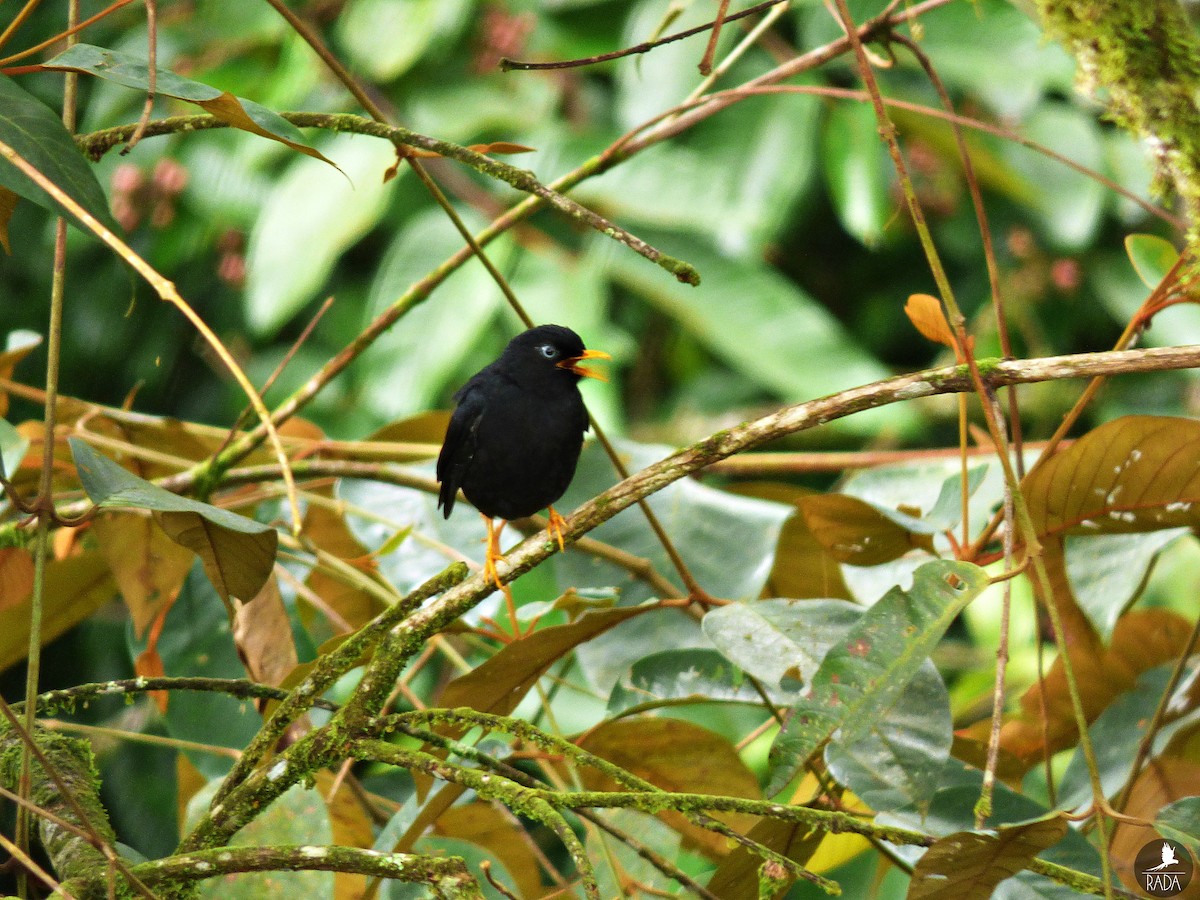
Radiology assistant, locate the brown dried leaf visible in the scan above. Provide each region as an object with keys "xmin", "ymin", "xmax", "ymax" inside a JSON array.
[
  {"xmin": 1111, "ymin": 757, "xmax": 1200, "ymax": 897},
  {"xmin": 92, "ymin": 512, "xmax": 193, "ymax": 638},
  {"xmin": 577, "ymin": 718, "xmax": 761, "ymax": 859},
  {"xmin": 403, "ymin": 141, "xmax": 537, "ymax": 160},
  {"xmin": 0, "ymin": 185, "xmax": 17, "ymax": 254},
  {"xmin": 233, "ymin": 575, "xmax": 298, "ymax": 688},
  {"xmin": 316, "ymin": 770, "xmax": 375, "ymax": 900},
  {"xmin": 155, "ymin": 509, "xmax": 277, "ymax": 604},
  {"xmin": 706, "ymin": 818, "xmax": 825, "ymax": 899},
  {"xmin": 998, "ymin": 608, "xmax": 1190, "ymax": 765},
  {"xmin": 195, "ymin": 92, "xmax": 339, "ymax": 168},
  {"xmin": 134, "ymin": 646, "xmax": 168, "ymax": 713},
  {"xmin": 436, "ymin": 803, "xmax": 543, "ymax": 899},
  {"xmin": 0, "ymin": 549, "xmax": 34, "ymax": 605},
  {"xmin": 725, "ymin": 483, "xmax": 850, "ymax": 600},
  {"xmin": 798, "ymin": 493, "xmax": 932, "ymax": 566},
  {"xmin": 1024, "ymin": 416, "xmax": 1200, "ymax": 537},
  {"xmin": 0, "ymin": 552, "xmax": 114, "ymax": 671}
]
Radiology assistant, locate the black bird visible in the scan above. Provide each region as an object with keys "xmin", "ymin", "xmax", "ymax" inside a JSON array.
[{"xmin": 436, "ymin": 324, "xmax": 610, "ymax": 589}]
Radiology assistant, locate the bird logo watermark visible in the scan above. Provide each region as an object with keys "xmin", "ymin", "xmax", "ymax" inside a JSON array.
[{"xmin": 1134, "ymin": 839, "xmax": 1194, "ymax": 897}]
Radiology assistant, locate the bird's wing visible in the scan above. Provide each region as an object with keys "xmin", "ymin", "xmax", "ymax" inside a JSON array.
[{"xmin": 436, "ymin": 384, "xmax": 485, "ymax": 518}]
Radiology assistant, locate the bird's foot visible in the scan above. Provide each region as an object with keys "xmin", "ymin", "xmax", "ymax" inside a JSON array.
[
  {"xmin": 546, "ymin": 505, "xmax": 568, "ymax": 553},
  {"xmin": 482, "ymin": 516, "xmax": 507, "ymax": 591}
]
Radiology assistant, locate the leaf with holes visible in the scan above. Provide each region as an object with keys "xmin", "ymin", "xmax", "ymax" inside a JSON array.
[
  {"xmin": 69, "ymin": 437, "xmax": 276, "ymax": 603},
  {"xmin": 908, "ymin": 815, "xmax": 1070, "ymax": 899},
  {"xmin": 1023, "ymin": 416, "xmax": 1200, "ymax": 537},
  {"xmin": 43, "ymin": 44, "xmax": 336, "ymax": 168},
  {"xmin": 766, "ymin": 560, "xmax": 988, "ymax": 795}
]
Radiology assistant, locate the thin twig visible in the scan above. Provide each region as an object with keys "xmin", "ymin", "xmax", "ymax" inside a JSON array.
[{"xmin": 121, "ymin": 0, "xmax": 155, "ymax": 153}]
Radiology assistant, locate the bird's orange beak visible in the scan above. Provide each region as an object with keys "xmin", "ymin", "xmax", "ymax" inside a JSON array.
[{"xmin": 558, "ymin": 348, "xmax": 611, "ymax": 381}]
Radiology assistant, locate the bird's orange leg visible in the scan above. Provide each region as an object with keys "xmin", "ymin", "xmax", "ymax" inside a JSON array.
[
  {"xmin": 546, "ymin": 505, "xmax": 568, "ymax": 553},
  {"xmin": 481, "ymin": 515, "xmax": 507, "ymax": 590}
]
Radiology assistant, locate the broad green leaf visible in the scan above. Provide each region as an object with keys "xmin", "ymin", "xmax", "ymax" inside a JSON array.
[
  {"xmin": 69, "ymin": 437, "xmax": 277, "ymax": 602},
  {"xmin": 908, "ymin": 815, "xmax": 1070, "ymax": 899},
  {"xmin": 44, "ymin": 44, "xmax": 335, "ymax": 168},
  {"xmin": 0, "ymin": 416, "xmax": 28, "ymax": 479},
  {"xmin": 767, "ymin": 560, "xmax": 988, "ymax": 794},
  {"xmin": 825, "ymin": 660, "xmax": 951, "ymax": 815},
  {"xmin": 1023, "ymin": 416, "xmax": 1200, "ymax": 538},
  {"xmin": 0, "ymin": 74, "xmax": 118, "ymax": 237},
  {"xmin": 1125, "ymin": 233, "xmax": 1179, "ymax": 289},
  {"xmin": 245, "ymin": 134, "xmax": 399, "ymax": 336},
  {"xmin": 609, "ymin": 237, "xmax": 913, "ymax": 436},
  {"xmin": 1064, "ymin": 529, "xmax": 1188, "ymax": 639},
  {"xmin": 554, "ymin": 440, "xmax": 792, "ymax": 693},
  {"xmin": 336, "ymin": 0, "xmax": 472, "ymax": 82},
  {"xmin": 606, "ymin": 648, "xmax": 772, "ymax": 716},
  {"xmin": 1056, "ymin": 666, "xmax": 1178, "ymax": 811},
  {"xmin": 1001, "ymin": 102, "xmax": 1104, "ymax": 250},
  {"xmin": 184, "ymin": 777, "xmax": 332, "ymax": 899},
  {"xmin": 586, "ymin": 810, "xmax": 681, "ymax": 899},
  {"xmin": 148, "ymin": 565, "xmax": 264, "ymax": 778},
  {"xmin": 359, "ymin": 208, "xmax": 507, "ymax": 420},
  {"xmin": 703, "ymin": 598, "xmax": 861, "ymax": 687},
  {"xmin": 1156, "ymin": 796, "xmax": 1200, "ymax": 853},
  {"xmin": 822, "ymin": 101, "xmax": 890, "ymax": 247},
  {"xmin": 925, "ymin": 465, "xmax": 990, "ymax": 532}
]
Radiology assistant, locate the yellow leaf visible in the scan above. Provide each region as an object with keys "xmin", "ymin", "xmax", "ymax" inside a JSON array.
[{"xmin": 905, "ymin": 293, "xmax": 957, "ymax": 350}]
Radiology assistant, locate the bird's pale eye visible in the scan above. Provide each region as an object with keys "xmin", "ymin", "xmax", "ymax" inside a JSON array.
[{"xmin": 538, "ymin": 345, "xmax": 559, "ymax": 359}]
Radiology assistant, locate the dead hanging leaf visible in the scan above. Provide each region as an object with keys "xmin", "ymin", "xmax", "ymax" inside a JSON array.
[
  {"xmin": 301, "ymin": 491, "xmax": 383, "ymax": 634},
  {"xmin": 439, "ymin": 605, "xmax": 654, "ymax": 716},
  {"xmin": 706, "ymin": 818, "xmax": 826, "ymax": 900},
  {"xmin": 154, "ymin": 510, "xmax": 276, "ymax": 607},
  {"xmin": 232, "ymin": 575, "xmax": 298, "ymax": 689},
  {"xmin": 1110, "ymin": 757, "xmax": 1200, "ymax": 897},
  {"xmin": 0, "ymin": 331, "xmax": 42, "ymax": 418},
  {"xmin": 1024, "ymin": 416, "xmax": 1200, "ymax": 538},
  {"xmin": 0, "ymin": 551, "xmax": 115, "ymax": 671},
  {"xmin": 316, "ymin": 769, "xmax": 375, "ymax": 900},
  {"xmin": 908, "ymin": 815, "xmax": 1070, "ymax": 899},
  {"xmin": 0, "ymin": 549, "xmax": 34, "ymax": 606},
  {"xmin": 994, "ymin": 608, "xmax": 1190, "ymax": 766},
  {"xmin": 797, "ymin": 493, "xmax": 933, "ymax": 566},
  {"xmin": 92, "ymin": 512, "xmax": 193, "ymax": 638},
  {"xmin": 435, "ymin": 803, "xmax": 543, "ymax": 899},
  {"xmin": 905, "ymin": 293, "xmax": 957, "ymax": 351},
  {"xmin": 0, "ymin": 186, "xmax": 17, "ymax": 254},
  {"xmin": 134, "ymin": 646, "xmax": 168, "ymax": 713},
  {"xmin": 575, "ymin": 718, "xmax": 761, "ymax": 859}
]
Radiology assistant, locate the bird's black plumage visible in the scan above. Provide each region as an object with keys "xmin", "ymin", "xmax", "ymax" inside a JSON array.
[{"xmin": 436, "ymin": 325, "xmax": 607, "ymax": 523}]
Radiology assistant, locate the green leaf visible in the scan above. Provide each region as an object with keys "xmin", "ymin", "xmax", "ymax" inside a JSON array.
[
  {"xmin": 766, "ymin": 560, "xmax": 988, "ymax": 794},
  {"xmin": 1001, "ymin": 102, "xmax": 1104, "ymax": 250},
  {"xmin": 825, "ymin": 660, "xmax": 951, "ymax": 814},
  {"xmin": 336, "ymin": 0, "xmax": 472, "ymax": 82},
  {"xmin": 359, "ymin": 208, "xmax": 506, "ymax": 419},
  {"xmin": 908, "ymin": 815, "xmax": 1070, "ymax": 899},
  {"xmin": 606, "ymin": 648, "xmax": 772, "ymax": 716},
  {"xmin": 822, "ymin": 100, "xmax": 890, "ymax": 247},
  {"xmin": 0, "ymin": 417, "xmax": 28, "ymax": 481},
  {"xmin": 1125, "ymin": 233, "xmax": 1179, "ymax": 289},
  {"xmin": 609, "ymin": 236, "xmax": 913, "ymax": 437},
  {"xmin": 1064, "ymin": 530, "xmax": 1188, "ymax": 639},
  {"xmin": 1156, "ymin": 796, "xmax": 1200, "ymax": 853},
  {"xmin": 1057, "ymin": 666, "xmax": 1176, "ymax": 811},
  {"xmin": 0, "ymin": 74, "xmax": 119, "ymax": 237},
  {"xmin": 245, "ymin": 134, "xmax": 399, "ymax": 336},
  {"xmin": 69, "ymin": 437, "xmax": 277, "ymax": 602},
  {"xmin": 44, "ymin": 44, "xmax": 336, "ymax": 168},
  {"xmin": 703, "ymin": 598, "xmax": 861, "ymax": 687}
]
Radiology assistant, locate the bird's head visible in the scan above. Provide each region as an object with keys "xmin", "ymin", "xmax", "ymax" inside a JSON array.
[{"xmin": 502, "ymin": 324, "xmax": 611, "ymax": 385}]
